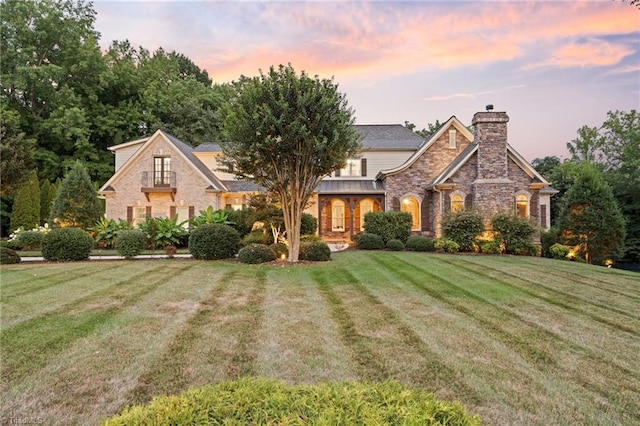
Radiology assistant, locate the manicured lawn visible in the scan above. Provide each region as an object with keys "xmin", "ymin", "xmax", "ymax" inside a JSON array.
[{"xmin": 1, "ymin": 251, "xmax": 639, "ymax": 425}]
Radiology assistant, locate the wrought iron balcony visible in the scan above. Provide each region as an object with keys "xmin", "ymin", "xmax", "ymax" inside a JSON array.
[{"xmin": 141, "ymin": 171, "xmax": 177, "ymax": 201}]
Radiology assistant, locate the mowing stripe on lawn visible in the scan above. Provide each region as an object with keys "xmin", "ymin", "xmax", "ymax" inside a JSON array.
[
  {"xmin": 0, "ymin": 262, "xmax": 193, "ymax": 386},
  {"xmin": 1, "ymin": 263, "xmax": 106, "ymax": 295},
  {"xmin": 448, "ymin": 256, "xmax": 640, "ymax": 331},
  {"xmin": 385, "ymin": 253, "xmax": 640, "ymax": 416},
  {"xmin": 311, "ymin": 268, "xmax": 388, "ymax": 382},
  {"xmin": 337, "ymin": 266, "xmax": 480, "ymax": 402},
  {"xmin": 128, "ymin": 268, "xmax": 267, "ymax": 404}
]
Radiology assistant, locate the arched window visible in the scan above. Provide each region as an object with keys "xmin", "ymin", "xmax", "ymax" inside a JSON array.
[
  {"xmin": 451, "ymin": 194, "xmax": 464, "ymax": 213},
  {"xmin": 516, "ymin": 194, "xmax": 529, "ymax": 218},
  {"xmin": 401, "ymin": 197, "xmax": 420, "ymax": 230},
  {"xmin": 360, "ymin": 198, "xmax": 374, "ymax": 230},
  {"xmin": 332, "ymin": 199, "xmax": 345, "ymax": 231}
]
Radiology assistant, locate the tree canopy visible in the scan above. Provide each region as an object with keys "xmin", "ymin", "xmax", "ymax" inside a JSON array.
[{"xmin": 221, "ymin": 64, "xmax": 361, "ymax": 261}]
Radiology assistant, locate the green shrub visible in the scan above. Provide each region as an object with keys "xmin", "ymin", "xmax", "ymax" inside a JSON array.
[
  {"xmin": 14, "ymin": 230, "xmax": 43, "ymax": 250},
  {"xmin": 41, "ymin": 227, "xmax": 93, "ymax": 261},
  {"xmin": 225, "ymin": 208, "xmax": 253, "ymax": 237},
  {"xmin": 434, "ymin": 238, "xmax": 460, "ymax": 253},
  {"xmin": 139, "ymin": 216, "xmax": 188, "ymax": 249},
  {"xmin": 91, "ymin": 218, "xmax": 132, "ymax": 249},
  {"xmin": 541, "ymin": 227, "xmax": 559, "ymax": 258},
  {"xmin": 442, "ymin": 211, "xmax": 484, "ymax": 252},
  {"xmin": 242, "ymin": 229, "xmax": 272, "ymax": 246},
  {"xmin": 300, "ymin": 212, "xmax": 318, "ymax": 236},
  {"xmin": 103, "ymin": 378, "xmax": 481, "ymax": 426},
  {"xmin": 406, "ymin": 235, "xmax": 434, "ymax": 252},
  {"xmin": 549, "ymin": 243, "xmax": 571, "ymax": 260},
  {"xmin": 299, "ymin": 240, "xmax": 331, "ymax": 261},
  {"xmin": 270, "ymin": 242, "xmax": 288, "ymax": 258},
  {"xmin": 115, "ymin": 230, "xmax": 148, "ymax": 259},
  {"xmin": 300, "ymin": 234, "xmax": 322, "ymax": 243},
  {"xmin": 386, "ymin": 238, "xmax": 405, "ymax": 251},
  {"xmin": 0, "ymin": 247, "xmax": 21, "ymax": 264},
  {"xmin": 0, "ymin": 240, "xmax": 21, "ymax": 250},
  {"xmin": 356, "ymin": 233, "xmax": 385, "ymax": 250},
  {"xmin": 363, "ymin": 211, "xmax": 412, "ymax": 243},
  {"xmin": 238, "ymin": 243, "xmax": 277, "ymax": 264},
  {"xmin": 480, "ymin": 239, "xmax": 502, "ymax": 254},
  {"xmin": 491, "ymin": 214, "xmax": 536, "ymax": 255},
  {"xmin": 189, "ymin": 224, "xmax": 240, "ymax": 260}
]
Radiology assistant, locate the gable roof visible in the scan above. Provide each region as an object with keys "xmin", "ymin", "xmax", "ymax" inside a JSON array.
[
  {"xmin": 99, "ymin": 130, "xmax": 227, "ymax": 193},
  {"xmin": 354, "ymin": 125, "xmax": 425, "ymax": 150},
  {"xmin": 376, "ymin": 116, "xmax": 473, "ymax": 178},
  {"xmin": 428, "ymin": 142, "xmax": 551, "ymax": 187}
]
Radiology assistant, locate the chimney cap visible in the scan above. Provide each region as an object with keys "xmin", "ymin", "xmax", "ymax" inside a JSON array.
[{"xmin": 486, "ymin": 104, "xmax": 494, "ymax": 111}]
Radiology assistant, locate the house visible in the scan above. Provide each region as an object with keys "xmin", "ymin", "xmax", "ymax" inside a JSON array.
[{"xmin": 98, "ymin": 108, "xmax": 554, "ymax": 241}]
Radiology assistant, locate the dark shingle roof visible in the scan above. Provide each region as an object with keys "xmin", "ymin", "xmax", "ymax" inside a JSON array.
[
  {"xmin": 194, "ymin": 143, "xmax": 222, "ymax": 152},
  {"xmin": 317, "ymin": 179, "xmax": 385, "ymax": 194},
  {"xmin": 163, "ymin": 133, "xmax": 225, "ymax": 191},
  {"xmin": 354, "ymin": 125, "xmax": 425, "ymax": 150}
]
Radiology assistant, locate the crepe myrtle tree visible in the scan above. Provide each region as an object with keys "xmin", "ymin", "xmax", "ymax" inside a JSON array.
[{"xmin": 221, "ymin": 64, "xmax": 361, "ymax": 262}]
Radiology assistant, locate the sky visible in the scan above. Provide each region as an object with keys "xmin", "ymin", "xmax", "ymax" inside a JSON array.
[{"xmin": 93, "ymin": 0, "xmax": 640, "ymax": 162}]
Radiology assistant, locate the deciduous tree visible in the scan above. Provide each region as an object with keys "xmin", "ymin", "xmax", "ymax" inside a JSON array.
[{"xmin": 221, "ymin": 64, "xmax": 360, "ymax": 261}]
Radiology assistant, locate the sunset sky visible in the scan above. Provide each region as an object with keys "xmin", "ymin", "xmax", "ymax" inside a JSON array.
[{"xmin": 93, "ymin": 1, "xmax": 640, "ymax": 162}]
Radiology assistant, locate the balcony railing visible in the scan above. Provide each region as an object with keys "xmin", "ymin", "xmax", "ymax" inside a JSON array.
[{"xmin": 141, "ymin": 171, "xmax": 177, "ymax": 201}]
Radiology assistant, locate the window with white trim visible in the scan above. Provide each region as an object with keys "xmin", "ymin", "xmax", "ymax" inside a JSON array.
[
  {"xmin": 176, "ymin": 206, "xmax": 190, "ymax": 229},
  {"xmin": 337, "ymin": 159, "xmax": 362, "ymax": 177},
  {"xmin": 133, "ymin": 206, "xmax": 147, "ymax": 227},
  {"xmin": 332, "ymin": 199, "xmax": 345, "ymax": 231},
  {"xmin": 449, "ymin": 129, "xmax": 457, "ymax": 149},
  {"xmin": 451, "ymin": 194, "xmax": 464, "ymax": 213}
]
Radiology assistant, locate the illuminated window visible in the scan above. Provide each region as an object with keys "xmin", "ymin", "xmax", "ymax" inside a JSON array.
[
  {"xmin": 451, "ymin": 194, "xmax": 464, "ymax": 213},
  {"xmin": 401, "ymin": 197, "xmax": 420, "ymax": 230},
  {"xmin": 337, "ymin": 159, "xmax": 362, "ymax": 177},
  {"xmin": 176, "ymin": 206, "xmax": 190, "ymax": 229},
  {"xmin": 516, "ymin": 194, "xmax": 529, "ymax": 218},
  {"xmin": 360, "ymin": 199, "xmax": 374, "ymax": 229},
  {"xmin": 332, "ymin": 199, "xmax": 345, "ymax": 231}
]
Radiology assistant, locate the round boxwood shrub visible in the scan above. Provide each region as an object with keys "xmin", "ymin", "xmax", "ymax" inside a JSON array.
[
  {"xmin": 386, "ymin": 238, "xmax": 405, "ymax": 251},
  {"xmin": 434, "ymin": 237, "xmax": 460, "ymax": 253},
  {"xmin": 0, "ymin": 247, "xmax": 21, "ymax": 264},
  {"xmin": 299, "ymin": 240, "xmax": 331, "ymax": 261},
  {"xmin": 189, "ymin": 223, "xmax": 240, "ymax": 260},
  {"xmin": 300, "ymin": 212, "xmax": 318, "ymax": 235},
  {"xmin": 115, "ymin": 230, "xmax": 148, "ymax": 259},
  {"xmin": 103, "ymin": 378, "xmax": 481, "ymax": 425},
  {"xmin": 357, "ymin": 233, "xmax": 385, "ymax": 250},
  {"xmin": 270, "ymin": 242, "xmax": 288, "ymax": 259},
  {"xmin": 14, "ymin": 230, "xmax": 43, "ymax": 250},
  {"xmin": 549, "ymin": 243, "xmax": 571, "ymax": 260},
  {"xmin": 41, "ymin": 227, "xmax": 93, "ymax": 261},
  {"xmin": 406, "ymin": 235, "xmax": 434, "ymax": 252},
  {"xmin": 238, "ymin": 243, "xmax": 277, "ymax": 264}
]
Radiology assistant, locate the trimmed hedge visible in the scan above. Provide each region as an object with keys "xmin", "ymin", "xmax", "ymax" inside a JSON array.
[
  {"xmin": 41, "ymin": 227, "xmax": 93, "ymax": 261},
  {"xmin": 238, "ymin": 243, "xmax": 277, "ymax": 264},
  {"xmin": 299, "ymin": 240, "xmax": 331, "ymax": 261},
  {"xmin": 386, "ymin": 238, "xmax": 405, "ymax": 251},
  {"xmin": 549, "ymin": 243, "xmax": 571, "ymax": 260},
  {"xmin": 491, "ymin": 214, "xmax": 536, "ymax": 256},
  {"xmin": 442, "ymin": 211, "xmax": 484, "ymax": 252},
  {"xmin": 103, "ymin": 378, "xmax": 481, "ymax": 425},
  {"xmin": 189, "ymin": 224, "xmax": 240, "ymax": 260},
  {"xmin": 357, "ymin": 233, "xmax": 385, "ymax": 250},
  {"xmin": 115, "ymin": 230, "xmax": 148, "ymax": 259},
  {"xmin": 300, "ymin": 212, "xmax": 318, "ymax": 235},
  {"xmin": 14, "ymin": 230, "xmax": 44, "ymax": 250},
  {"xmin": 434, "ymin": 238, "xmax": 460, "ymax": 253},
  {"xmin": 363, "ymin": 211, "xmax": 412, "ymax": 243},
  {"xmin": 270, "ymin": 242, "xmax": 288, "ymax": 258},
  {"xmin": 0, "ymin": 247, "xmax": 21, "ymax": 264},
  {"xmin": 480, "ymin": 239, "xmax": 502, "ymax": 254},
  {"xmin": 406, "ymin": 235, "xmax": 434, "ymax": 252}
]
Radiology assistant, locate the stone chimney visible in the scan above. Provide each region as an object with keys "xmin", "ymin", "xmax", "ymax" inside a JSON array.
[
  {"xmin": 472, "ymin": 109, "xmax": 509, "ymax": 180},
  {"xmin": 472, "ymin": 108, "xmax": 514, "ymax": 218}
]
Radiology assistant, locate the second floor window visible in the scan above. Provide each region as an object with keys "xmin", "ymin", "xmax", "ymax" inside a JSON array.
[
  {"xmin": 336, "ymin": 158, "xmax": 366, "ymax": 177},
  {"xmin": 154, "ymin": 157, "xmax": 171, "ymax": 186}
]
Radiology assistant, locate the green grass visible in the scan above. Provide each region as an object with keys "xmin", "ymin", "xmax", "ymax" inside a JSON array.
[{"xmin": 1, "ymin": 252, "xmax": 638, "ymax": 425}]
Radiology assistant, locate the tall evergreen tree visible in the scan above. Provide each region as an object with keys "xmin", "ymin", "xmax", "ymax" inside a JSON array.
[
  {"xmin": 559, "ymin": 164, "xmax": 626, "ymax": 265},
  {"xmin": 9, "ymin": 170, "xmax": 40, "ymax": 232},
  {"xmin": 50, "ymin": 162, "xmax": 103, "ymax": 229}
]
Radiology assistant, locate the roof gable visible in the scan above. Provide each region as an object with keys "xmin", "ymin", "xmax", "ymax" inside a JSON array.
[
  {"xmin": 376, "ymin": 116, "xmax": 473, "ymax": 178},
  {"xmin": 99, "ymin": 130, "xmax": 227, "ymax": 193}
]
